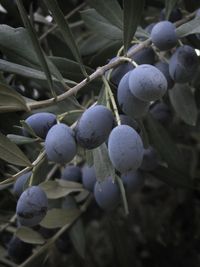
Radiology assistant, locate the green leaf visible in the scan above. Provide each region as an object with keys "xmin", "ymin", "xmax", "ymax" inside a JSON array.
[
  {"xmin": 16, "ymin": 0, "xmax": 56, "ymax": 98},
  {"xmin": 40, "ymin": 180, "xmax": 84, "ymax": 199},
  {"xmin": 40, "ymin": 208, "xmax": 80, "ymax": 229},
  {"xmin": 176, "ymin": 17, "xmax": 200, "ymax": 37},
  {"xmin": 169, "ymin": 84, "xmax": 198, "ymax": 126},
  {"xmin": 0, "ymin": 59, "xmax": 76, "ymax": 86},
  {"xmin": 30, "ymin": 157, "xmax": 50, "ymax": 186},
  {"xmin": 90, "ymin": 40, "xmax": 121, "ymax": 66},
  {"xmin": 7, "ymin": 134, "xmax": 37, "ymax": 145},
  {"xmin": 123, "ymin": 0, "xmax": 145, "ymax": 53},
  {"xmin": 87, "ymin": 0, "xmax": 123, "ymax": 29},
  {"xmin": 79, "ymin": 34, "xmax": 110, "ymax": 56},
  {"xmin": 92, "ymin": 143, "xmax": 115, "ymax": 182},
  {"xmin": 15, "ymin": 226, "xmax": 45, "ymax": 244},
  {"xmin": 81, "ymin": 9, "xmax": 122, "ymax": 40},
  {"xmin": 20, "ymin": 120, "xmax": 40, "ymax": 139},
  {"xmin": 0, "ymin": 132, "xmax": 32, "ymax": 167},
  {"xmin": 49, "ymin": 56, "xmax": 94, "ymax": 82},
  {"xmin": 0, "ymin": 25, "xmax": 38, "ymax": 67},
  {"xmin": 144, "ymin": 114, "xmax": 186, "ymax": 174},
  {"xmin": 164, "ymin": 0, "xmax": 179, "ymax": 20},
  {"xmin": 0, "ymin": 24, "xmax": 66, "ymax": 91},
  {"xmin": 43, "ymin": 0, "xmax": 88, "ymax": 77},
  {"xmin": 0, "ymin": 83, "xmax": 28, "ymax": 113}
]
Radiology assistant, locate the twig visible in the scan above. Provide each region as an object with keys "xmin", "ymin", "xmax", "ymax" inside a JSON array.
[
  {"xmin": 57, "ymin": 109, "xmax": 83, "ymax": 122},
  {"xmin": 46, "ymin": 164, "xmax": 59, "ymax": 181},
  {"xmin": 27, "ymin": 41, "xmax": 151, "ymax": 110},
  {"xmin": 0, "ymin": 151, "xmax": 46, "ymax": 186},
  {"xmin": 28, "ymin": 9, "xmax": 197, "ymax": 111},
  {"xmin": 174, "ymin": 10, "xmax": 196, "ymax": 27},
  {"xmin": 102, "ymin": 76, "xmax": 121, "ymax": 125}
]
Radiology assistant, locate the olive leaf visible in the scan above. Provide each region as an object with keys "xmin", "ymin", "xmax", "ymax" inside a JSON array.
[
  {"xmin": 16, "ymin": 226, "xmax": 45, "ymax": 244},
  {"xmin": 0, "ymin": 132, "xmax": 31, "ymax": 167}
]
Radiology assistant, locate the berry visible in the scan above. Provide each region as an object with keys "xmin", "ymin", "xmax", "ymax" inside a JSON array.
[
  {"xmin": 160, "ymin": 8, "xmax": 182, "ymax": 22},
  {"xmin": 150, "ymin": 102, "xmax": 171, "ymax": 125},
  {"xmin": 140, "ymin": 146, "xmax": 158, "ymax": 171},
  {"xmin": 13, "ymin": 172, "xmax": 32, "ymax": 197},
  {"xmin": 110, "ymin": 61, "xmax": 134, "ymax": 86},
  {"xmin": 108, "ymin": 125, "xmax": 144, "ymax": 173},
  {"xmin": 130, "ymin": 44, "xmax": 155, "ymax": 65},
  {"xmin": 151, "ymin": 21, "xmax": 178, "ymax": 51},
  {"xmin": 155, "ymin": 61, "xmax": 174, "ymax": 89},
  {"xmin": 94, "ymin": 176, "xmax": 120, "ymax": 211},
  {"xmin": 16, "ymin": 186, "xmax": 48, "ymax": 227},
  {"xmin": 7, "ymin": 236, "xmax": 33, "ymax": 264},
  {"xmin": 169, "ymin": 45, "xmax": 199, "ymax": 83},
  {"xmin": 45, "ymin": 123, "xmax": 77, "ymax": 164},
  {"xmin": 23, "ymin": 112, "xmax": 56, "ymax": 139},
  {"xmin": 61, "ymin": 165, "xmax": 82, "ymax": 182},
  {"xmin": 119, "ymin": 114, "xmax": 140, "ymax": 132},
  {"xmin": 145, "ymin": 23, "xmax": 156, "ymax": 34},
  {"xmin": 129, "ymin": 64, "xmax": 167, "ymax": 102},
  {"xmin": 121, "ymin": 170, "xmax": 144, "ymax": 194},
  {"xmin": 75, "ymin": 105, "xmax": 114, "ymax": 149},
  {"xmin": 82, "ymin": 165, "xmax": 96, "ymax": 192},
  {"xmin": 117, "ymin": 72, "xmax": 150, "ymax": 118}
]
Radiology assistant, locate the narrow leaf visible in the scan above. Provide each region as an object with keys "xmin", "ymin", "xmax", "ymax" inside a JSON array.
[
  {"xmin": 49, "ymin": 56, "xmax": 94, "ymax": 82},
  {"xmin": 81, "ymin": 9, "xmax": 122, "ymax": 40},
  {"xmin": 0, "ymin": 132, "xmax": 32, "ymax": 167},
  {"xmin": 40, "ymin": 208, "xmax": 80, "ymax": 229},
  {"xmin": 0, "ymin": 82, "xmax": 28, "ymax": 113},
  {"xmin": 16, "ymin": 226, "xmax": 45, "ymax": 244},
  {"xmin": 40, "ymin": 180, "xmax": 84, "ymax": 199},
  {"xmin": 16, "ymin": 0, "xmax": 56, "ymax": 98},
  {"xmin": 43, "ymin": 0, "xmax": 88, "ymax": 77},
  {"xmin": 0, "ymin": 25, "xmax": 38, "ymax": 68},
  {"xmin": 169, "ymin": 84, "xmax": 198, "ymax": 126},
  {"xmin": 7, "ymin": 134, "xmax": 37, "ymax": 145},
  {"xmin": 165, "ymin": 0, "xmax": 179, "ymax": 20},
  {"xmin": 0, "ymin": 59, "xmax": 76, "ymax": 85},
  {"xmin": 0, "ymin": 25, "xmax": 66, "ymax": 89},
  {"xmin": 87, "ymin": 0, "xmax": 123, "ymax": 29},
  {"xmin": 176, "ymin": 17, "xmax": 200, "ymax": 37},
  {"xmin": 92, "ymin": 143, "xmax": 115, "ymax": 182},
  {"xmin": 123, "ymin": 0, "xmax": 145, "ymax": 53},
  {"xmin": 30, "ymin": 157, "xmax": 49, "ymax": 186}
]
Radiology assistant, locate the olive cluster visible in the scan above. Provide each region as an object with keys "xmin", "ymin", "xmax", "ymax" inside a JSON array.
[{"xmin": 8, "ymin": 7, "xmax": 200, "ymax": 263}]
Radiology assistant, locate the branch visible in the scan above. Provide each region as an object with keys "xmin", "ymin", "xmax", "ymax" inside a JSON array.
[
  {"xmin": 27, "ymin": 11, "xmax": 196, "ymax": 110},
  {"xmin": 27, "ymin": 10, "xmax": 197, "ymax": 111}
]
